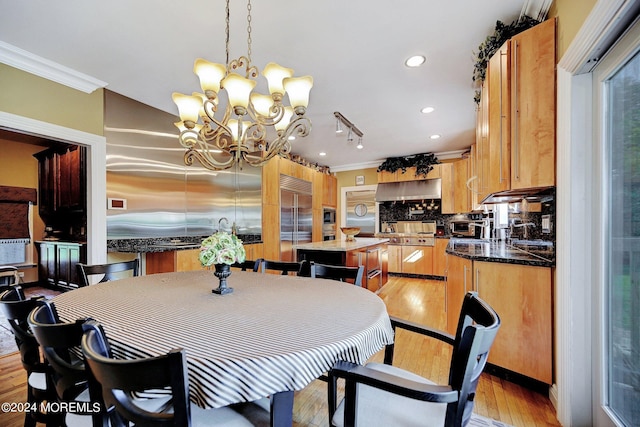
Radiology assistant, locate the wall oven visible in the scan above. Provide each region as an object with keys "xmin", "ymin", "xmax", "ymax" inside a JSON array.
[
  {"xmin": 322, "ymin": 223, "xmax": 336, "ymax": 241},
  {"xmin": 323, "ymin": 208, "xmax": 336, "ymax": 224}
]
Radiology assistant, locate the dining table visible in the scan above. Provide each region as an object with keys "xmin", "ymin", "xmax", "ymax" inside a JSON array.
[{"xmin": 52, "ymin": 269, "xmax": 395, "ymax": 426}]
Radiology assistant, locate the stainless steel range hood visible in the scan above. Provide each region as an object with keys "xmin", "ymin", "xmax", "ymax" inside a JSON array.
[
  {"xmin": 375, "ymin": 179, "xmax": 441, "ymax": 202},
  {"xmin": 480, "ymin": 186, "xmax": 555, "ymax": 204}
]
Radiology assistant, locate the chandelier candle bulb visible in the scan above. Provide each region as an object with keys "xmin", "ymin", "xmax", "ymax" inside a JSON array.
[
  {"xmin": 172, "ymin": 93, "xmax": 202, "ymax": 125},
  {"xmin": 194, "ymin": 59, "xmax": 227, "ymax": 94},
  {"xmin": 262, "ymin": 62, "xmax": 294, "ymax": 95},
  {"xmin": 283, "ymin": 76, "xmax": 313, "ymax": 110},
  {"xmin": 222, "ymin": 73, "xmax": 256, "ymax": 111}
]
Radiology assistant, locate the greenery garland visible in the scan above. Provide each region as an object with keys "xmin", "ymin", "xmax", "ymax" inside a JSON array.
[
  {"xmin": 377, "ymin": 153, "xmax": 439, "ymax": 178},
  {"xmin": 472, "ymin": 16, "xmax": 541, "ymax": 103}
]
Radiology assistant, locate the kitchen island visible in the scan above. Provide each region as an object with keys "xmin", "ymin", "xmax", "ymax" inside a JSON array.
[{"xmin": 295, "ymin": 238, "xmax": 389, "ymax": 291}]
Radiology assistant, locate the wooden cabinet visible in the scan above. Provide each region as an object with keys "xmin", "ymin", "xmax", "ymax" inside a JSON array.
[
  {"xmin": 36, "ymin": 241, "xmax": 87, "ymax": 290},
  {"xmin": 34, "ymin": 146, "xmax": 87, "ymax": 218},
  {"xmin": 473, "ymin": 19, "xmax": 556, "ymax": 200},
  {"xmin": 433, "ymin": 238, "xmax": 449, "ymax": 277},
  {"xmin": 147, "ymin": 243, "xmax": 265, "ymax": 274},
  {"xmin": 510, "ymin": 18, "xmax": 556, "ymax": 189},
  {"xmin": 453, "ymin": 159, "xmax": 471, "ymax": 213},
  {"xmin": 377, "ymin": 170, "xmax": 396, "ymax": 183},
  {"xmin": 445, "ymin": 254, "xmax": 473, "ymax": 335},
  {"xmin": 486, "ymin": 40, "xmax": 511, "ymax": 195},
  {"xmin": 474, "ymin": 261, "xmax": 553, "ymax": 384},
  {"xmin": 322, "ymin": 174, "xmax": 337, "ymax": 208},
  {"xmin": 440, "ymin": 163, "xmax": 454, "ymax": 214},
  {"xmin": 387, "ymin": 245, "xmax": 402, "ymax": 273}
]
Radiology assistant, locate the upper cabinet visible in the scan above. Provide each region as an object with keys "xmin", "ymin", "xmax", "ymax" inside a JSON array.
[
  {"xmin": 474, "ymin": 18, "xmax": 556, "ymax": 198},
  {"xmin": 33, "ymin": 145, "xmax": 87, "ymax": 219},
  {"xmin": 510, "ymin": 18, "xmax": 556, "ymax": 189},
  {"xmin": 376, "ymin": 164, "xmax": 442, "ymax": 183},
  {"xmin": 322, "ymin": 173, "xmax": 337, "ymax": 208}
]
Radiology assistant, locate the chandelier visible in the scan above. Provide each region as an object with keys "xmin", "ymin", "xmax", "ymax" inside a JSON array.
[{"xmin": 172, "ymin": 0, "xmax": 313, "ymax": 171}]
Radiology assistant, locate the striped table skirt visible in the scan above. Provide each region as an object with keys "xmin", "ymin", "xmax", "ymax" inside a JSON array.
[{"xmin": 53, "ymin": 269, "xmax": 395, "ymax": 409}]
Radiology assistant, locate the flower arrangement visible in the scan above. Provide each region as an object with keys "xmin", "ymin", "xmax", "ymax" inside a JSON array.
[{"xmin": 199, "ymin": 231, "xmax": 246, "ymax": 267}]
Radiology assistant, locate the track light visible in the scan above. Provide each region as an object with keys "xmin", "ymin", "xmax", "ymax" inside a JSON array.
[{"xmin": 333, "ymin": 111, "xmax": 364, "ymax": 150}]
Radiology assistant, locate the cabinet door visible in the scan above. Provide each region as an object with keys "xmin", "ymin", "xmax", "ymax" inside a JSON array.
[
  {"xmin": 433, "ymin": 238, "xmax": 449, "ymax": 277},
  {"xmin": 35, "ymin": 150, "xmax": 56, "ymax": 217},
  {"xmin": 487, "ymin": 41, "xmax": 511, "ymax": 195},
  {"xmin": 57, "ymin": 146, "xmax": 85, "ymax": 212},
  {"xmin": 56, "ymin": 244, "xmax": 84, "ymax": 289},
  {"xmin": 477, "ymin": 81, "xmax": 490, "ymax": 201},
  {"xmin": 322, "ymin": 174, "xmax": 337, "ymax": 208},
  {"xmin": 446, "ymin": 255, "xmax": 473, "ymax": 335},
  {"xmin": 37, "ymin": 242, "xmax": 57, "ymax": 287},
  {"xmin": 453, "ymin": 159, "xmax": 470, "ymax": 213},
  {"xmin": 401, "ymin": 245, "xmax": 433, "ymax": 275},
  {"xmin": 377, "ymin": 170, "xmax": 396, "ymax": 183},
  {"xmin": 475, "ymin": 261, "xmax": 553, "ymax": 384},
  {"xmin": 387, "ymin": 245, "xmax": 402, "ymax": 273},
  {"xmin": 511, "ymin": 18, "xmax": 556, "ymax": 189},
  {"xmin": 440, "ymin": 163, "xmax": 454, "ymax": 214}
]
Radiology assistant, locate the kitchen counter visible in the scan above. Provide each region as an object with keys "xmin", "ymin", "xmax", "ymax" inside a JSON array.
[
  {"xmin": 293, "ymin": 237, "xmax": 389, "ymax": 252},
  {"xmin": 107, "ymin": 234, "xmax": 262, "ymax": 253},
  {"xmin": 446, "ymin": 238, "xmax": 555, "ymax": 267}
]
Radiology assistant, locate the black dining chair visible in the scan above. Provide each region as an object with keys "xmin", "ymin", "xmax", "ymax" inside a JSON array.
[
  {"xmin": 0, "ymin": 265, "xmax": 20, "ymax": 287},
  {"xmin": 328, "ymin": 292, "xmax": 501, "ymax": 427},
  {"xmin": 27, "ymin": 301, "xmax": 106, "ymax": 427},
  {"xmin": 231, "ymin": 258, "xmax": 263, "ymax": 272},
  {"xmin": 76, "ymin": 259, "xmax": 140, "ymax": 287},
  {"xmin": 0, "ymin": 285, "xmax": 59, "ymax": 427},
  {"xmin": 81, "ymin": 320, "xmax": 269, "ymax": 427},
  {"xmin": 260, "ymin": 259, "xmax": 305, "ymax": 276},
  {"xmin": 310, "ymin": 262, "xmax": 364, "ymax": 287}
]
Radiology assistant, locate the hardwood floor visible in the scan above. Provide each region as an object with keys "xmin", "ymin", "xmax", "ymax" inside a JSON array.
[{"xmin": 0, "ymin": 278, "xmax": 560, "ymax": 427}]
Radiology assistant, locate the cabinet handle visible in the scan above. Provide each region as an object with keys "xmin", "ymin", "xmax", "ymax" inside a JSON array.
[
  {"xmin": 463, "ymin": 265, "xmax": 467, "ymax": 294},
  {"xmin": 475, "ymin": 268, "xmax": 480, "ymax": 293},
  {"xmin": 514, "ymin": 41, "xmax": 520, "ymax": 181}
]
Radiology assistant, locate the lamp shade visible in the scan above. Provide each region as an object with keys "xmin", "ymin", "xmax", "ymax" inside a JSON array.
[
  {"xmin": 250, "ymin": 93, "xmax": 274, "ymax": 117},
  {"xmin": 228, "ymin": 119, "xmax": 250, "ymax": 142},
  {"xmin": 274, "ymin": 106, "xmax": 294, "ymax": 132},
  {"xmin": 222, "ymin": 73, "xmax": 257, "ymax": 110},
  {"xmin": 283, "ymin": 76, "xmax": 313, "ymax": 109},
  {"xmin": 172, "ymin": 92, "xmax": 203, "ymax": 125},
  {"xmin": 194, "ymin": 59, "xmax": 227, "ymax": 94},
  {"xmin": 262, "ymin": 62, "xmax": 294, "ymax": 96}
]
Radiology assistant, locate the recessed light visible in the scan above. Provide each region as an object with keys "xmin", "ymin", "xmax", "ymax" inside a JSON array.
[
  {"xmin": 319, "ymin": 152, "xmax": 327, "ymax": 156},
  {"xmin": 405, "ymin": 55, "xmax": 426, "ymax": 68},
  {"xmin": 421, "ymin": 107, "xmax": 435, "ymax": 114},
  {"xmin": 430, "ymin": 134, "xmax": 441, "ymax": 140}
]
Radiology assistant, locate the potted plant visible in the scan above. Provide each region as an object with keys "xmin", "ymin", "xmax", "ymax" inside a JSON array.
[{"xmin": 199, "ymin": 231, "xmax": 246, "ymax": 294}]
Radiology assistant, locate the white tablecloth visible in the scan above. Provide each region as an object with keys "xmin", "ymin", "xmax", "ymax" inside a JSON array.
[{"xmin": 53, "ymin": 270, "xmax": 394, "ymax": 409}]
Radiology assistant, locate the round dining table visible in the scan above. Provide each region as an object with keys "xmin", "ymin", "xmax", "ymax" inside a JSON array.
[{"xmin": 52, "ymin": 269, "xmax": 394, "ymax": 426}]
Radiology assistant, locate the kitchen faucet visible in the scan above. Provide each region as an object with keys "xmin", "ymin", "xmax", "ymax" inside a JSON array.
[
  {"xmin": 218, "ymin": 217, "xmax": 229, "ymax": 233},
  {"xmin": 510, "ymin": 219, "xmax": 536, "ymax": 240}
]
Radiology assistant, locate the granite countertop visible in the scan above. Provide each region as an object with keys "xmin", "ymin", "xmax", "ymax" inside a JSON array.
[
  {"xmin": 446, "ymin": 238, "xmax": 555, "ymax": 267},
  {"xmin": 108, "ymin": 234, "xmax": 262, "ymax": 253},
  {"xmin": 294, "ymin": 237, "xmax": 390, "ymax": 252}
]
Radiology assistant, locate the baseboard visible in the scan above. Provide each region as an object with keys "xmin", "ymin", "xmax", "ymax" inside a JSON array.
[{"xmin": 484, "ymin": 363, "xmax": 551, "ymax": 396}]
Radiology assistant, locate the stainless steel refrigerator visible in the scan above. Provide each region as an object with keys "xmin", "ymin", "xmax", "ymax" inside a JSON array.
[{"xmin": 280, "ymin": 175, "xmax": 313, "ymax": 262}]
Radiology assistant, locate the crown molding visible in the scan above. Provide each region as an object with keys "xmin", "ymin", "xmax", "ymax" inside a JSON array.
[
  {"xmin": 0, "ymin": 41, "xmax": 107, "ymax": 93},
  {"xmin": 330, "ymin": 149, "xmax": 469, "ymax": 172}
]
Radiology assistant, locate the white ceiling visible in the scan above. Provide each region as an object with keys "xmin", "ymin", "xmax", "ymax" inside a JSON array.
[{"xmin": 0, "ymin": 0, "xmax": 526, "ymax": 171}]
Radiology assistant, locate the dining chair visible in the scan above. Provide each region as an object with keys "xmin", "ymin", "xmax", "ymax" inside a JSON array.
[
  {"xmin": 328, "ymin": 291, "xmax": 501, "ymax": 427},
  {"xmin": 0, "ymin": 285, "xmax": 59, "ymax": 427},
  {"xmin": 76, "ymin": 259, "xmax": 140, "ymax": 287},
  {"xmin": 81, "ymin": 320, "xmax": 269, "ymax": 427},
  {"xmin": 27, "ymin": 301, "xmax": 106, "ymax": 427},
  {"xmin": 260, "ymin": 259, "xmax": 305, "ymax": 276},
  {"xmin": 231, "ymin": 258, "xmax": 263, "ymax": 272},
  {"xmin": 310, "ymin": 262, "xmax": 364, "ymax": 287},
  {"xmin": 0, "ymin": 265, "xmax": 20, "ymax": 287}
]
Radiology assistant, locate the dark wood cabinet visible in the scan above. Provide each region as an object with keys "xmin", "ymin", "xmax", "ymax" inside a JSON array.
[
  {"xmin": 36, "ymin": 241, "xmax": 87, "ymax": 290},
  {"xmin": 34, "ymin": 145, "xmax": 87, "ymax": 219}
]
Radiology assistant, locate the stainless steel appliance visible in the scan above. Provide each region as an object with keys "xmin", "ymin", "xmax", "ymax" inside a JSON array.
[
  {"xmin": 449, "ymin": 220, "xmax": 476, "ymax": 237},
  {"xmin": 280, "ymin": 175, "xmax": 312, "ymax": 261},
  {"xmin": 383, "ymin": 221, "xmax": 436, "ymax": 246},
  {"xmin": 322, "ymin": 207, "xmax": 336, "ymax": 241}
]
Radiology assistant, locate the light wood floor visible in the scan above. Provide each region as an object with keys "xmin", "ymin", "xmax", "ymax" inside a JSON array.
[{"xmin": 0, "ymin": 277, "xmax": 561, "ymax": 427}]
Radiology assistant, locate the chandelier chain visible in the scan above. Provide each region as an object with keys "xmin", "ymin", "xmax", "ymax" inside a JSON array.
[
  {"xmin": 246, "ymin": 0, "xmax": 252, "ymax": 65},
  {"xmin": 225, "ymin": 0, "xmax": 230, "ymax": 65}
]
